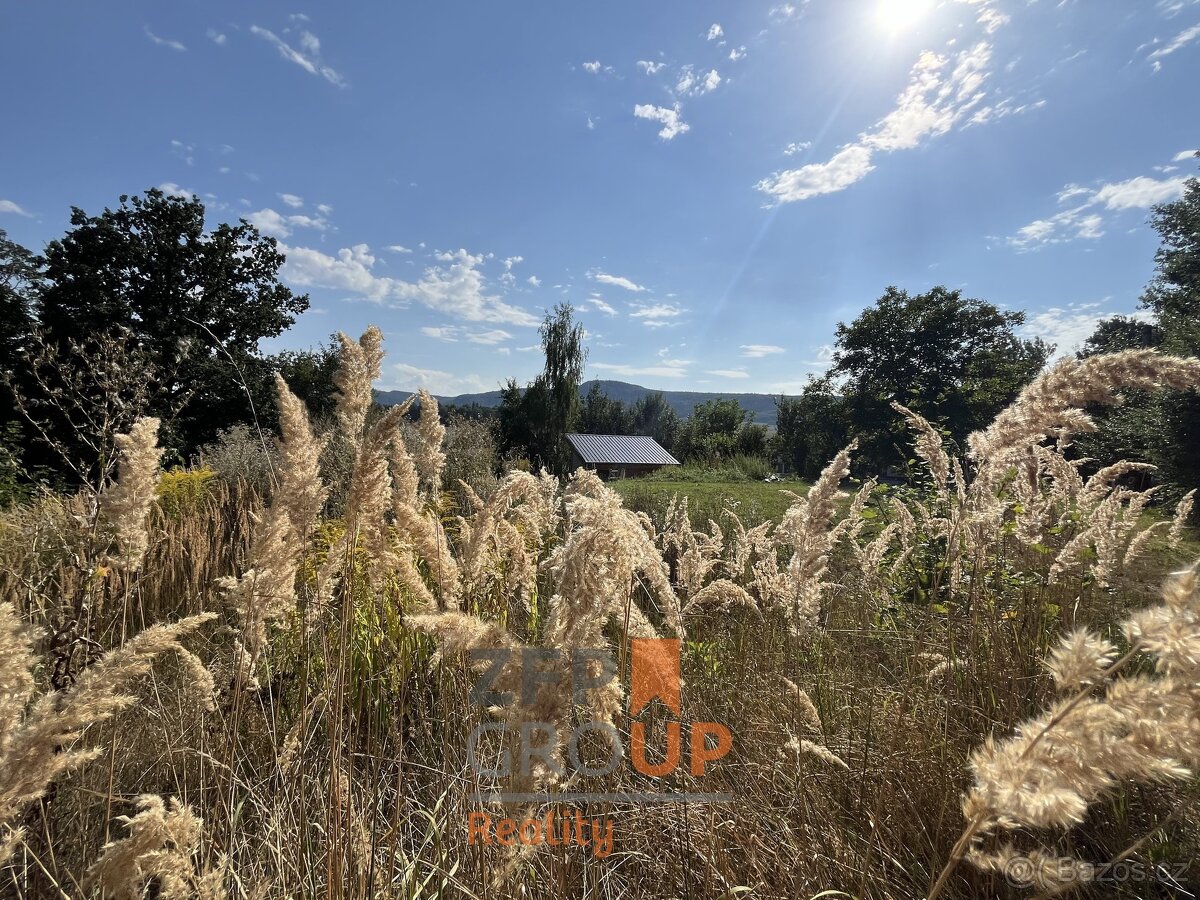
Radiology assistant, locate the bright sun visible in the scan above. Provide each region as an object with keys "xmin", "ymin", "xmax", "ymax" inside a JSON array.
[{"xmin": 875, "ymin": 0, "xmax": 934, "ymax": 32}]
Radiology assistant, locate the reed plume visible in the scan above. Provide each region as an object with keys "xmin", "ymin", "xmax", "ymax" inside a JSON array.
[
  {"xmin": 99, "ymin": 416, "xmax": 165, "ymax": 571},
  {"xmin": 931, "ymin": 563, "xmax": 1200, "ymax": 897},
  {"xmin": 86, "ymin": 795, "xmax": 226, "ymax": 899},
  {"xmin": 0, "ymin": 609, "xmax": 215, "ymax": 862},
  {"xmin": 333, "ymin": 325, "xmax": 385, "ymax": 443}
]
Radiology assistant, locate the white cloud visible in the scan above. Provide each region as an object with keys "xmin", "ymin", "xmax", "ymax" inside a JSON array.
[
  {"xmin": 707, "ymin": 23, "xmax": 724, "ymax": 41},
  {"xmin": 1174, "ymin": 149, "xmax": 1199, "ymax": 161},
  {"xmin": 1092, "ymin": 174, "xmax": 1191, "ymax": 210},
  {"xmin": 783, "ymin": 141, "xmax": 812, "ymax": 156},
  {"xmin": 278, "ymin": 193, "xmax": 304, "ymax": 208},
  {"xmin": 250, "ymin": 25, "xmax": 347, "ymax": 87},
  {"xmin": 1158, "ymin": 0, "xmax": 1200, "ymax": 15},
  {"xmin": 467, "ymin": 329, "xmax": 512, "ymax": 345},
  {"xmin": 206, "ymin": 28, "xmax": 227, "ymax": 45},
  {"xmin": 1008, "ymin": 208, "xmax": 1105, "ymax": 251},
  {"xmin": 0, "ymin": 200, "xmax": 32, "ymax": 217},
  {"xmin": 386, "ymin": 363, "xmax": 487, "ymax": 396},
  {"xmin": 676, "ymin": 66, "xmax": 721, "ymax": 96},
  {"xmin": 280, "ymin": 242, "xmax": 539, "ymax": 326},
  {"xmin": 757, "ymin": 145, "xmax": 876, "ymax": 203},
  {"xmin": 582, "ymin": 60, "xmax": 602, "ymax": 73},
  {"xmin": 586, "ymin": 296, "xmax": 618, "ymax": 316},
  {"xmin": 589, "ymin": 270, "xmax": 647, "ymax": 292},
  {"xmin": 770, "ymin": 4, "xmax": 799, "ymax": 21},
  {"xmin": 707, "ymin": 368, "xmax": 750, "ymax": 379},
  {"xmin": 630, "ymin": 303, "xmax": 685, "ymax": 327},
  {"xmin": 592, "ymin": 362, "xmax": 689, "ymax": 379},
  {"xmin": 757, "ymin": 43, "xmax": 998, "ymax": 203},
  {"xmin": 421, "ymin": 326, "xmax": 459, "ymax": 342},
  {"xmin": 637, "ymin": 60, "xmax": 666, "ymax": 75},
  {"xmin": 144, "ymin": 25, "xmax": 186, "ymax": 52},
  {"xmin": 1021, "ymin": 303, "xmax": 1148, "ymax": 357},
  {"xmin": 729, "ymin": 46, "xmax": 747, "ymax": 61},
  {"xmin": 740, "ymin": 344, "xmax": 785, "ymax": 358},
  {"xmin": 387, "ymin": 244, "xmax": 413, "ymax": 254},
  {"xmin": 1009, "ymin": 170, "xmax": 1189, "ymax": 251},
  {"xmin": 527, "ymin": 275, "xmax": 541, "ymax": 287},
  {"xmin": 245, "ymin": 207, "xmax": 329, "ymax": 239},
  {"xmin": 634, "ymin": 103, "xmax": 690, "ymax": 140},
  {"xmin": 282, "ymin": 243, "xmax": 393, "ymax": 300},
  {"xmin": 1147, "ymin": 22, "xmax": 1200, "ymax": 70},
  {"xmin": 316, "ymin": 203, "xmax": 334, "ymax": 215},
  {"xmin": 158, "ymin": 182, "xmax": 193, "ymax": 199}
]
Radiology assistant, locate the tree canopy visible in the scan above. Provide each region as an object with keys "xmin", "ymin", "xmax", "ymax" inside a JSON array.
[
  {"xmin": 34, "ymin": 188, "xmax": 309, "ymax": 456},
  {"xmin": 832, "ymin": 285, "xmax": 1050, "ymax": 469}
]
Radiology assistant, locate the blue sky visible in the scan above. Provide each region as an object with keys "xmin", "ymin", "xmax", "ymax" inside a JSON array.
[{"xmin": 2, "ymin": 1, "xmax": 1198, "ymax": 396}]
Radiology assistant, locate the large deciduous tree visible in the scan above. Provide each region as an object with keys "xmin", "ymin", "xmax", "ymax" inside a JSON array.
[
  {"xmin": 1080, "ymin": 165, "xmax": 1200, "ymax": 500},
  {"xmin": 832, "ymin": 285, "xmax": 1049, "ymax": 470},
  {"xmin": 33, "ymin": 189, "xmax": 309, "ymax": 460}
]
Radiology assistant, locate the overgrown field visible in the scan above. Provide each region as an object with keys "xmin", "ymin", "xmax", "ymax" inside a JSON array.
[
  {"xmin": 3, "ymin": 327, "xmax": 1200, "ymax": 899},
  {"xmin": 616, "ymin": 474, "xmax": 811, "ymax": 526}
]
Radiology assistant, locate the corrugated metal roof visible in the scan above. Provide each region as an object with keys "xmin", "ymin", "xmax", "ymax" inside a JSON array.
[{"xmin": 566, "ymin": 434, "xmax": 680, "ymax": 466}]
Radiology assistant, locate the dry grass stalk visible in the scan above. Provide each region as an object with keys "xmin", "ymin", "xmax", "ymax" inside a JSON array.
[
  {"xmin": 931, "ymin": 564, "xmax": 1200, "ymax": 897},
  {"xmin": 0, "ymin": 609, "xmax": 215, "ymax": 862},
  {"xmin": 333, "ymin": 325, "xmax": 384, "ymax": 443},
  {"xmin": 86, "ymin": 794, "xmax": 227, "ymax": 899},
  {"xmin": 99, "ymin": 416, "xmax": 165, "ymax": 571}
]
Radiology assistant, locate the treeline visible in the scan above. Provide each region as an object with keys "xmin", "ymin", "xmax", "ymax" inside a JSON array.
[
  {"xmin": 772, "ymin": 169, "xmax": 1200, "ymax": 505},
  {"xmin": 2, "ymin": 169, "xmax": 1198, "ymax": 503}
]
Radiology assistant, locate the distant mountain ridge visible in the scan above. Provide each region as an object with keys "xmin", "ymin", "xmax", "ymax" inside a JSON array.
[{"xmin": 375, "ymin": 379, "xmax": 790, "ymax": 430}]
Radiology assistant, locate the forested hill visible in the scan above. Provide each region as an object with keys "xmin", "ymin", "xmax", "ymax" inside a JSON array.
[{"xmin": 375, "ymin": 379, "xmax": 790, "ymax": 430}]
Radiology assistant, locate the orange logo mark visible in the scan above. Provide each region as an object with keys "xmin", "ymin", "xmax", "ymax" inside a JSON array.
[{"xmin": 628, "ymin": 638, "xmax": 732, "ymax": 777}]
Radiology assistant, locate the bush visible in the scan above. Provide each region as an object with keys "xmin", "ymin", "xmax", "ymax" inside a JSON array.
[
  {"xmin": 156, "ymin": 467, "xmax": 217, "ymax": 517},
  {"xmin": 197, "ymin": 423, "xmax": 277, "ymax": 496}
]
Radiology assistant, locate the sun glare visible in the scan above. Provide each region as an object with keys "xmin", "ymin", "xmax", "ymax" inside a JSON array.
[{"xmin": 875, "ymin": 0, "xmax": 934, "ymax": 32}]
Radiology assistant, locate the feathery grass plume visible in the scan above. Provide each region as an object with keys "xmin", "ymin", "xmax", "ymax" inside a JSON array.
[
  {"xmin": 273, "ymin": 373, "xmax": 329, "ymax": 539},
  {"xmin": 414, "ymin": 390, "xmax": 446, "ymax": 499},
  {"xmin": 930, "ymin": 564, "xmax": 1200, "ymax": 899},
  {"xmin": 226, "ymin": 384, "xmax": 355, "ymax": 669},
  {"xmin": 892, "ymin": 402, "xmax": 950, "ymax": 495},
  {"xmin": 0, "ymin": 603, "xmax": 38, "ymax": 865},
  {"xmin": 0, "ymin": 612, "xmax": 215, "ymax": 846},
  {"xmin": 662, "ymin": 496, "xmax": 723, "ymax": 600},
  {"xmin": 1170, "ymin": 489, "xmax": 1196, "ymax": 548},
  {"xmin": 968, "ymin": 350, "xmax": 1200, "ymax": 463},
  {"xmin": 781, "ymin": 676, "xmax": 823, "ymax": 735},
  {"xmin": 1123, "ymin": 520, "xmax": 1168, "ymax": 567},
  {"xmin": 343, "ymin": 403, "xmax": 410, "ymax": 559},
  {"xmin": 99, "ymin": 416, "xmax": 165, "ymax": 571},
  {"xmin": 218, "ymin": 502, "xmax": 299, "ymax": 688},
  {"xmin": 333, "ymin": 325, "xmax": 385, "ymax": 443},
  {"xmin": 772, "ymin": 442, "xmax": 856, "ymax": 632},
  {"xmin": 785, "ymin": 734, "xmax": 849, "ymax": 770},
  {"xmin": 723, "ymin": 508, "xmax": 772, "ymax": 583},
  {"xmin": 389, "ymin": 429, "xmax": 420, "ymax": 511},
  {"xmin": 682, "ymin": 579, "xmax": 760, "ymax": 617},
  {"xmin": 550, "ymin": 467, "xmax": 682, "ymax": 645},
  {"xmin": 966, "ymin": 844, "xmax": 1093, "ymax": 894},
  {"xmin": 86, "ymin": 795, "xmax": 226, "ymax": 899}
]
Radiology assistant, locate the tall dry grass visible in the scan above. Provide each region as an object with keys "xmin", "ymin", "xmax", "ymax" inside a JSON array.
[{"xmin": 2, "ymin": 329, "xmax": 1200, "ymax": 898}]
